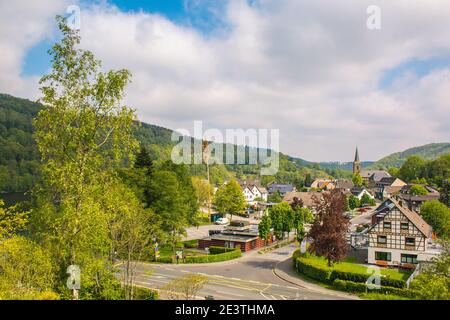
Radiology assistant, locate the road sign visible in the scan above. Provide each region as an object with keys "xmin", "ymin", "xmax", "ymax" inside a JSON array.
[
  {"xmin": 154, "ymin": 242, "xmax": 159, "ymax": 252},
  {"xmin": 300, "ymin": 239, "xmax": 307, "ymax": 253}
]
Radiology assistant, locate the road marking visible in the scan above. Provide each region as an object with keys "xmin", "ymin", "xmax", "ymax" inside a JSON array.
[{"xmin": 215, "ymin": 291, "xmax": 245, "ymax": 298}]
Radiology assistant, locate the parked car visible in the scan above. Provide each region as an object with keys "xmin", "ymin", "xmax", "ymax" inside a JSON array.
[{"xmin": 214, "ymin": 217, "xmax": 229, "ymax": 225}]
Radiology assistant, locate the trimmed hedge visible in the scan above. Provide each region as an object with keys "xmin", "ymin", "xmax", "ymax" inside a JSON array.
[
  {"xmin": 185, "ymin": 248, "xmax": 242, "ymax": 263},
  {"xmin": 294, "ymin": 256, "xmax": 406, "ymax": 288},
  {"xmin": 295, "ymin": 257, "xmax": 331, "ymax": 283},
  {"xmin": 208, "ymin": 246, "xmax": 237, "ymax": 254},
  {"xmin": 332, "ymin": 279, "xmax": 418, "ymax": 298},
  {"xmin": 156, "ymin": 256, "xmax": 174, "ymax": 264}
]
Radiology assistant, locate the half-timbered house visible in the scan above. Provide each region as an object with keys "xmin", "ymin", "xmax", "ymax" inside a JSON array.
[{"xmin": 367, "ymin": 198, "xmax": 433, "ymax": 268}]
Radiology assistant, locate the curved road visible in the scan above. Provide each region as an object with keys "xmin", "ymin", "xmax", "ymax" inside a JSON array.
[{"xmin": 127, "ymin": 244, "xmax": 355, "ymax": 300}]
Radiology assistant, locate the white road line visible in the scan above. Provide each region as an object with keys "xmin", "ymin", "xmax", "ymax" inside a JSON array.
[
  {"xmin": 269, "ymin": 295, "xmax": 277, "ymax": 300},
  {"xmin": 260, "ymin": 291, "xmax": 271, "ymax": 300},
  {"xmin": 216, "ymin": 291, "xmax": 245, "ymax": 298}
]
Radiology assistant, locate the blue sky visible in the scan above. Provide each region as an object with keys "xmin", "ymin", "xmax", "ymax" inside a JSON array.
[
  {"xmin": 379, "ymin": 56, "xmax": 450, "ymax": 90},
  {"xmin": 22, "ymin": 0, "xmax": 227, "ymax": 76}
]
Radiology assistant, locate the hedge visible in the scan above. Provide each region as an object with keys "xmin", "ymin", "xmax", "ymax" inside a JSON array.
[
  {"xmin": 133, "ymin": 287, "xmax": 159, "ymax": 300},
  {"xmin": 295, "ymin": 257, "xmax": 331, "ymax": 283},
  {"xmin": 185, "ymin": 248, "xmax": 242, "ymax": 263},
  {"xmin": 332, "ymin": 279, "xmax": 418, "ymax": 298},
  {"xmin": 294, "ymin": 257, "xmax": 406, "ymax": 288},
  {"xmin": 208, "ymin": 246, "xmax": 237, "ymax": 254}
]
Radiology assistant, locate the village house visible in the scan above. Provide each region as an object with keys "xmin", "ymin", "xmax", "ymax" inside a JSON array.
[
  {"xmin": 310, "ymin": 178, "xmax": 335, "ymax": 191},
  {"xmin": 373, "ymin": 177, "xmax": 407, "ymax": 199},
  {"xmin": 350, "ymin": 186, "xmax": 375, "ymax": 201},
  {"xmin": 282, "ymin": 191, "xmax": 325, "ymax": 213},
  {"xmin": 367, "ymin": 198, "xmax": 440, "ymax": 268},
  {"xmin": 198, "ymin": 220, "xmax": 272, "ymax": 252},
  {"xmin": 267, "ymin": 183, "xmax": 296, "ymax": 196},
  {"xmin": 394, "ymin": 185, "xmax": 441, "ymax": 213},
  {"xmin": 238, "ymin": 179, "xmax": 268, "ymax": 205}
]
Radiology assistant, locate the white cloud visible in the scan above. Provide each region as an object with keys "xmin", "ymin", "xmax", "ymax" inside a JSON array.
[{"xmin": 1, "ymin": 0, "xmax": 450, "ymax": 161}]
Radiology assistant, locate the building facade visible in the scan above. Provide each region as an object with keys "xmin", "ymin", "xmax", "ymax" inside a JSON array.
[{"xmin": 367, "ymin": 198, "xmax": 434, "ymax": 267}]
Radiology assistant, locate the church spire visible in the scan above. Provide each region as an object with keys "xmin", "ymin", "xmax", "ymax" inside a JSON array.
[
  {"xmin": 354, "ymin": 146, "xmax": 360, "ymax": 162},
  {"xmin": 353, "ymin": 146, "xmax": 361, "ymax": 175}
]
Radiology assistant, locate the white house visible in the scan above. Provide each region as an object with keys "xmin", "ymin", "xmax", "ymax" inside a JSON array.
[
  {"xmin": 241, "ymin": 184, "xmax": 268, "ymax": 204},
  {"xmin": 351, "ymin": 186, "xmax": 375, "ymax": 201},
  {"xmin": 367, "ymin": 198, "xmax": 440, "ymax": 267}
]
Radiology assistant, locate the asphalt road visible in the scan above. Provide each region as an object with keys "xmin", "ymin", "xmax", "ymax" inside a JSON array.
[{"xmin": 125, "ymin": 244, "xmax": 351, "ymax": 300}]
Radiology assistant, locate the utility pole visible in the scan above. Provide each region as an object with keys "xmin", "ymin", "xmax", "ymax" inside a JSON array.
[{"xmin": 202, "ymin": 140, "xmax": 212, "ymax": 221}]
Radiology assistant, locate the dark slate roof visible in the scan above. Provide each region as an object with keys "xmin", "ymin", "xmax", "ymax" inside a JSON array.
[{"xmin": 268, "ymin": 184, "xmax": 295, "ymax": 194}]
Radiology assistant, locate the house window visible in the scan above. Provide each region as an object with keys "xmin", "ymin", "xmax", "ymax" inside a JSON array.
[
  {"xmin": 401, "ymin": 223, "xmax": 409, "ymax": 231},
  {"xmin": 401, "ymin": 254, "xmax": 418, "ymax": 264},
  {"xmin": 377, "ymin": 235, "xmax": 387, "ymax": 244},
  {"xmin": 405, "ymin": 237, "xmax": 415, "ymax": 246},
  {"xmin": 383, "ymin": 222, "xmax": 391, "ymax": 229},
  {"xmin": 375, "ymin": 251, "xmax": 391, "ymax": 261}
]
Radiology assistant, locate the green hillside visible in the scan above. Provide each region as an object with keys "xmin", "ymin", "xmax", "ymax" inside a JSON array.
[
  {"xmin": 0, "ymin": 93, "xmax": 330, "ymax": 193},
  {"xmin": 369, "ymin": 143, "xmax": 450, "ymax": 169}
]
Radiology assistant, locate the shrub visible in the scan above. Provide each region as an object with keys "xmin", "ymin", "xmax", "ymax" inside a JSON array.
[
  {"xmin": 294, "ymin": 255, "xmax": 407, "ymax": 289},
  {"xmin": 133, "ymin": 287, "xmax": 159, "ymax": 300},
  {"xmin": 185, "ymin": 248, "xmax": 241, "ymax": 263},
  {"xmin": 295, "ymin": 257, "xmax": 331, "ymax": 283},
  {"xmin": 183, "ymin": 240, "xmax": 199, "ymax": 248},
  {"xmin": 332, "ymin": 279, "xmax": 418, "ymax": 298},
  {"xmin": 209, "ymin": 246, "xmax": 236, "ymax": 254},
  {"xmin": 156, "ymin": 256, "xmax": 174, "ymax": 264}
]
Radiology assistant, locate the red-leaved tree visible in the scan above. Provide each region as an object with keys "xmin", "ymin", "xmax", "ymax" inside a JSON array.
[{"xmin": 308, "ymin": 190, "xmax": 350, "ymax": 266}]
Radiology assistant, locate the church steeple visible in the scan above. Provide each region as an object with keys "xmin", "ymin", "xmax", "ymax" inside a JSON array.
[
  {"xmin": 353, "ymin": 146, "xmax": 361, "ymax": 174},
  {"xmin": 354, "ymin": 146, "xmax": 360, "ymax": 162}
]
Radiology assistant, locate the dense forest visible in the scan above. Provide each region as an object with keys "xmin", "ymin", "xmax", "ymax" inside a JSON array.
[
  {"xmin": 0, "ymin": 94, "xmax": 41, "ymax": 192},
  {"xmin": 0, "ymin": 94, "xmax": 333, "ymax": 193}
]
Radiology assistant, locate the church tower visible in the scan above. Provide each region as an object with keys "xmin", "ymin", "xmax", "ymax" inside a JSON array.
[{"xmin": 353, "ymin": 147, "xmax": 361, "ymax": 175}]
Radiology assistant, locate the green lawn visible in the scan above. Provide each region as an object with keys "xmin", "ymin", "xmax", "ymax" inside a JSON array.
[{"xmin": 298, "ymin": 254, "xmax": 411, "ymax": 281}]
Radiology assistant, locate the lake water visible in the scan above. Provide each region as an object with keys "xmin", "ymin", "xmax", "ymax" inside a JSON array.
[{"xmin": 0, "ymin": 192, "xmax": 30, "ymax": 207}]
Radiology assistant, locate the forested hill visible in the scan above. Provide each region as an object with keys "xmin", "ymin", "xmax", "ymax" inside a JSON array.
[
  {"xmin": 369, "ymin": 143, "xmax": 450, "ymax": 169},
  {"xmin": 0, "ymin": 93, "xmax": 332, "ymax": 193},
  {"xmin": 0, "ymin": 94, "xmax": 41, "ymax": 192}
]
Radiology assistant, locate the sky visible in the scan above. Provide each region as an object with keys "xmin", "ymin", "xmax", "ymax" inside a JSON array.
[{"xmin": 1, "ymin": 0, "xmax": 450, "ymax": 162}]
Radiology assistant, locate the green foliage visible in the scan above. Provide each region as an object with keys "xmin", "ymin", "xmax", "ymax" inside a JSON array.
[
  {"xmin": 348, "ymin": 195, "xmax": 360, "ymax": 210},
  {"xmin": 214, "ymin": 180, "xmax": 246, "ymax": 222},
  {"xmin": 184, "ymin": 248, "xmax": 241, "ymax": 263},
  {"xmin": 409, "ymin": 185, "xmax": 428, "ymax": 196},
  {"xmin": 410, "ymin": 274, "xmax": 450, "ymax": 300},
  {"xmin": 267, "ymin": 190, "xmax": 282, "ymax": 203},
  {"xmin": 292, "ymin": 249, "xmax": 410, "ymax": 283},
  {"xmin": 352, "ymin": 173, "xmax": 363, "ymax": 187},
  {"xmin": 360, "ymin": 193, "xmax": 376, "ymax": 207},
  {"xmin": 208, "ymin": 246, "xmax": 236, "ymax": 254},
  {"xmin": 0, "ymin": 94, "xmax": 41, "ymax": 192},
  {"xmin": 398, "ymin": 156, "xmax": 427, "ymax": 182},
  {"xmin": 269, "ymin": 202, "xmax": 294, "ymax": 240},
  {"xmin": 0, "ymin": 200, "xmax": 29, "ymax": 238},
  {"xmin": 258, "ymin": 213, "xmax": 272, "ymax": 245},
  {"xmin": 0, "ymin": 236, "xmax": 56, "ymax": 298},
  {"xmin": 332, "ymin": 279, "xmax": 417, "ymax": 297},
  {"xmin": 420, "ymin": 200, "xmax": 450, "ymax": 238},
  {"xmin": 371, "ymin": 143, "xmax": 450, "ymax": 169},
  {"xmin": 133, "ymin": 286, "xmax": 159, "ymax": 300}
]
